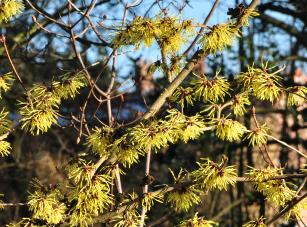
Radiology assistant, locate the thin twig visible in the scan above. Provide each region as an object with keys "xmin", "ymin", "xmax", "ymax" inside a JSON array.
[
  {"xmin": 140, "ymin": 148, "xmax": 152, "ymax": 227},
  {"xmin": 182, "ymin": 0, "xmax": 220, "ymax": 57},
  {"xmin": 251, "ymin": 107, "xmax": 276, "ymax": 167},
  {"xmin": 265, "ymin": 133, "xmax": 307, "ymax": 159},
  {"xmin": 0, "ymin": 202, "xmax": 28, "ymax": 207},
  {"xmin": 0, "ymin": 35, "xmax": 27, "ymax": 91},
  {"xmin": 266, "ymin": 192, "xmax": 307, "ymax": 225}
]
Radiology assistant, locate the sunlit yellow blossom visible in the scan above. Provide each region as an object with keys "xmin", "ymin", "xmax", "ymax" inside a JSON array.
[
  {"xmin": 19, "ymin": 85, "xmax": 60, "ymax": 135},
  {"xmin": 0, "ymin": 72, "xmax": 14, "ymax": 95},
  {"xmin": 287, "ymin": 86, "xmax": 307, "ymax": 106},
  {"xmin": 179, "ymin": 212, "xmax": 217, "ymax": 227},
  {"xmin": 243, "ymin": 217, "xmax": 266, "ymax": 227},
  {"xmin": 236, "ymin": 62, "xmax": 282, "ymax": 102},
  {"xmin": 171, "ymin": 86, "xmax": 194, "ymax": 108},
  {"xmin": 216, "ymin": 118, "xmax": 246, "ymax": 142},
  {"xmin": 110, "ymin": 193, "xmax": 141, "ymax": 227},
  {"xmin": 0, "ymin": 0, "xmax": 24, "ymax": 22},
  {"xmin": 28, "ymin": 179, "xmax": 66, "ymax": 224},
  {"xmin": 113, "ymin": 135, "xmax": 142, "ymax": 167},
  {"xmin": 283, "ymin": 197, "xmax": 307, "ymax": 221},
  {"xmin": 247, "ymin": 167, "xmax": 295, "ymax": 207},
  {"xmin": 192, "ymin": 158, "xmax": 237, "ymax": 190},
  {"xmin": 245, "ymin": 124, "xmax": 270, "ymax": 146},
  {"xmin": 0, "ymin": 140, "xmax": 11, "ymax": 156},
  {"xmin": 129, "ymin": 119, "xmax": 177, "ymax": 151},
  {"xmin": 232, "ymin": 92, "xmax": 251, "ymax": 116},
  {"xmin": 0, "ymin": 108, "xmax": 12, "ymax": 135},
  {"xmin": 68, "ymin": 173, "xmax": 113, "ymax": 226},
  {"xmin": 240, "ymin": 9, "xmax": 259, "ymax": 27},
  {"xmin": 52, "ymin": 72, "xmax": 87, "ymax": 100},
  {"xmin": 166, "ymin": 169, "xmax": 201, "ymax": 212},
  {"xmin": 113, "ymin": 16, "xmax": 194, "ymax": 55},
  {"xmin": 191, "ymin": 71, "xmax": 230, "ymax": 102},
  {"xmin": 200, "ymin": 23, "xmax": 240, "ymax": 53},
  {"xmin": 141, "ymin": 192, "xmax": 163, "ymax": 212},
  {"xmin": 86, "ymin": 126, "xmax": 113, "ymax": 156}
]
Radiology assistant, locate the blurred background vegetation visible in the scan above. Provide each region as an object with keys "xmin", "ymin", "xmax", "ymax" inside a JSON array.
[{"xmin": 0, "ymin": 0, "xmax": 306, "ymax": 226}]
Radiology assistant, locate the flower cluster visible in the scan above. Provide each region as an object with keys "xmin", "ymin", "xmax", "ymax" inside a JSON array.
[
  {"xmin": 215, "ymin": 118, "xmax": 246, "ymax": 142},
  {"xmin": 247, "ymin": 167, "xmax": 295, "ymax": 207},
  {"xmin": 179, "ymin": 213, "xmax": 217, "ymax": 227},
  {"xmin": 236, "ymin": 62, "xmax": 282, "ymax": 102},
  {"xmin": 0, "ymin": 72, "xmax": 14, "ymax": 95},
  {"xmin": 52, "ymin": 72, "xmax": 88, "ymax": 100},
  {"xmin": 114, "ymin": 16, "xmax": 194, "ymax": 55},
  {"xmin": 243, "ymin": 217, "xmax": 266, "ymax": 227},
  {"xmin": 28, "ymin": 179, "xmax": 66, "ymax": 225},
  {"xmin": 65, "ymin": 160, "xmax": 113, "ymax": 226},
  {"xmin": 287, "ymin": 86, "xmax": 307, "ymax": 106},
  {"xmin": 86, "ymin": 126, "xmax": 113, "ymax": 156},
  {"xmin": 166, "ymin": 109, "xmax": 207, "ymax": 143},
  {"xmin": 191, "ymin": 71, "xmax": 230, "ymax": 102},
  {"xmin": 128, "ymin": 109, "xmax": 207, "ymax": 152},
  {"xmin": 192, "ymin": 158, "xmax": 237, "ymax": 190},
  {"xmin": 240, "ymin": 9, "xmax": 259, "ymax": 27},
  {"xmin": 0, "ymin": 73, "xmax": 13, "ymax": 156},
  {"xmin": 110, "ymin": 193, "xmax": 141, "ymax": 227},
  {"xmin": 199, "ymin": 23, "xmax": 239, "ymax": 54},
  {"xmin": 283, "ymin": 198, "xmax": 307, "ymax": 221},
  {"xmin": 0, "ymin": 140, "xmax": 11, "ymax": 157},
  {"xmin": 141, "ymin": 192, "xmax": 163, "ymax": 212},
  {"xmin": 19, "ymin": 84, "xmax": 61, "ymax": 135},
  {"xmin": 232, "ymin": 92, "xmax": 251, "ymax": 116},
  {"xmin": 112, "ymin": 134, "xmax": 142, "ymax": 167},
  {"xmin": 171, "ymin": 86, "xmax": 194, "ymax": 108},
  {"xmin": 166, "ymin": 169, "xmax": 201, "ymax": 212},
  {"xmin": 0, "ymin": 0, "xmax": 24, "ymax": 22},
  {"xmin": 18, "ymin": 72, "xmax": 87, "ymax": 135},
  {"xmin": 245, "ymin": 124, "xmax": 270, "ymax": 147},
  {"xmin": 129, "ymin": 119, "xmax": 176, "ymax": 151},
  {"xmin": 0, "ymin": 109, "xmax": 12, "ymax": 156},
  {"xmin": 247, "ymin": 167, "xmax": 307, "ymax": 220}
]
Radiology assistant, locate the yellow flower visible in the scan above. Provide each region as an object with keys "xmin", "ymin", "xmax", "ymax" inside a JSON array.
[
  {"xmin": 19, "ymin": 85, "xmax": 61, "ymax": 135},
  {"xmin": 236, "ymin": 62, "xmax": 282, "ymax": 102},
  {"xmin": 287, "ymin": 86, "xmax": 307, "ymax": 106},
  {"xmin": 191, "ymin": 71, "xmax": 230, "ymax": 102},
  {"xmin": 245, "ymin": 124, "xmax": 270, "ymax": 147},
  {"xmin": 0, "ymin": 0, "xmax": 24, "ymax": 22},
  {"xmin": 247, "ymin": 167, "xmax": 295, "ymax": 207},
  {"xmin": 113, "ymin": 16, "xmax": 194, "ymax": 55},
  {"xmin": 240, "ymin": 9, "xmax": 259, "ymax": 27},
  {"xmin": 216, "ymin": 118, "xmax": 246, "ymax": 142},
  {"xmin": 0, "ymin": 140, "xmax": 11, "ymax": 157},
  {"xmin": 0, "ymin": 108, "xmax": 12, "ymax": 135},
  {"xmin": 232, "ymin": 92, "xmax": 251, "ymax": 116},
  {"xmin": 28, "ymin": 179, "xmax": 66, "ymax": 224},
  {"xmin": 179, "ymin": 213, "xmax": 217, "ymax": 227},
  {"xmin": 141, "ymin": 192, "xmax": 163, "ymax": 212},
  {"xmin": 243, "ymin": 217, "xmax": 266, "ymax": 227},
  {"xmin": 200, "ymin": 23, "xmax": 240, "ymax": 53},
  {"xmin": 86, "ymin": 126, "xmax": 113, "ymax": 156},
  {"xmin": 0, "ymin": 72, "xmax": 14, "ymax": 95},
  {"xmin": 52, "ymin": 72, "xmax": 87, "ymax": 100},
  {"xmin": 192, "ymin": 158, "xmax": 237, "ymax": 190},
  {"xmin": 166, "ymin": 169, "xmax": 201, "ymax": 212}
]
